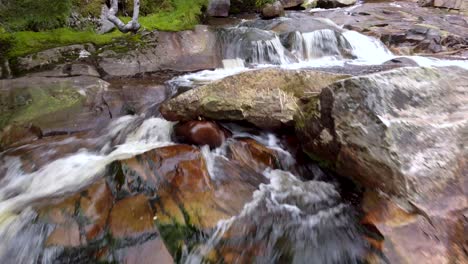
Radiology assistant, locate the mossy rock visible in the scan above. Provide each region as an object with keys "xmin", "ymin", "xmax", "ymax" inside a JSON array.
[{"xmin": 0, "ymin": 85, "xmax": 84, "ymax": 130}]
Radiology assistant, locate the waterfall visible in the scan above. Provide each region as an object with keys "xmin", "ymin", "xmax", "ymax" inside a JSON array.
[
  {"xmin": 342, "ymin": 30, "xmax": 394, "ymax": 64},
  {"xmin": 219, "ymin": 27, "xmax": 292, "ymax": 65},
  {"xmin": 292, "ymin": 29, "xmax": 349, "ymax": 60}
]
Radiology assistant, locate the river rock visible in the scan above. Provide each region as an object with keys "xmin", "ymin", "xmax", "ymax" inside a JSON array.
[
  {"xmin": 161, "ymin": 68, "xmax": 349, "ymax": 130},
  {"xmin": 207, "ymin": 0, "xmax": 231, "ymax": 17},
  {"xmin": 227, "ymin": 138, "xmax": 279, "ymax": 172},
  {"xmin": 110, "ymin": 143, "xmax": 272, "ymax": 258},
  {"xmin": 0, "ymin": 76, "xmax": 111, "ymax": 136},
  {"xmin": 296, "ymin": 66, "xmax": 468, "ymax": 203},
  {"xmin": 98, "ymin": 25, "xmax": 221, "ymax": 77},
  {"xmin": 27, "ymin": 63, "xmax": 100, "ymax": 78},
  {"xmin": 433, "ymin": 0, "xmax": 468, "ymax": 11},
  {"xmin": 262, "ymin": 1, "xmax": 285, "ymax": 18},
  {"xmin": 15, "ymin": 44, "xmax": 95, "ymax": 73},
  {"xmin": 361, "ymin": 189, "xmax": 467, "ymax": 263},
  {"xmin": 174, "ymin": 121, "xmax": 231, "ymax": 148},
  {"xmin": 280, "ymin": 0, "xmax": 305, "ymax": 8},
  {"xmin": 312, "ymin": 1, "xmax": 468, "ymax": 55},
  {"xmin": 0, "ymin": 123, "xmax": 43, "ymax": 150},
  {"xmin": 317, "ymin": 0, "xmax": 356, "ymax": 8},
  {"xmin": 37, "ymin": 179, "xmax": 172, "ymax": 263}
]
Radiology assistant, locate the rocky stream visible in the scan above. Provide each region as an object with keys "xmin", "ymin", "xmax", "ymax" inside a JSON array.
[{"xmin": 0, "ymin": 0, "xmax": 467, "ymax": 263}]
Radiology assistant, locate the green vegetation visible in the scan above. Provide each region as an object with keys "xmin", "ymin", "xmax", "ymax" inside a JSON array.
[
  {"xmin": 255, "ymin": 0, "xmax": 276, "ymax": 8},
  {"xmin": 121, "ymin": 0, "xmax": 208, "ymax": 31},
  {"xmin": 9, "ymin": 28, "xmax": 124, "ymax": 58},
  {"xmin": 1, "ymin": 0, "xmax": 209, "ymax": 60},
  {"xmin": 0, "ymin": 0, "xmax": 73, "ymax": 32}
]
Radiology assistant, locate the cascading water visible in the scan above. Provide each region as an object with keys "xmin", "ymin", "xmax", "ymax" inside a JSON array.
[
  {"xmin": 290, "ymin": 29, "xmax": 351, "ymax": 60},
  {"xmin": 187, "ymin": 131, "xmax": 374, "ymax": 263},
  {"xmin": 219, "ymin": 27, "xmax": 292, "ymax": 65},
  {"xmin": 0, "ymin": 116, "xmax": 174, "ymax": 263}
]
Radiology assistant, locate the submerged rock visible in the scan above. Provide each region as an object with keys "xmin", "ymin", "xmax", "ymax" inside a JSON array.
[
  {"xmin": 161, "ymin": 68, "xmax": 349, "ymax": 130},
  {"xmin": 296, "ymin": 66, "xmax": 468, "ymax": 203},
  {"xmin": 0, "ymin": 76, "xmax": 111, "ymax": 136}
]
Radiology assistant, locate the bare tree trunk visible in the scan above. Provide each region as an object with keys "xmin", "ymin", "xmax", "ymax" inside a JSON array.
[
  {"xmin": 107, "ymin": 0, "xmax": 141, "ymax": 33},
  {"xmin": 2, "ymin": 59, "xmax": 12, "ymax": 79}
]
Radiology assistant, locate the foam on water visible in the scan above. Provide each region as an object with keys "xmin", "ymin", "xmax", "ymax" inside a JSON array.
[
  {"xmin": 0, "ymin": 116, "xmax": 175, "ymax": 263},
  {"xmin": 183, "ymin": 169, "xmax": 369, "ymax": 264}
]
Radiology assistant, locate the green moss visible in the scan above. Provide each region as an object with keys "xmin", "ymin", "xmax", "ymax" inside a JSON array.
[
  {"xmin": 0, "ymin": 85, "xmax": 84, "ymax": 129},
  {"xmin": 121, "ymin": 0, "xmax": 208, "ymax": 31},
  {"xmin": 305, "ymin": 151, "xmax": 334, "ymax": 169},
  {"xmin": 156, "ymin": 208, "xmax": 206, "ymax": 262},
  {"xmin": 230, "ymin": 0, "xmax": 274, "ymax": 13},
  {"xmin": 8, "ymin": 28, "xmax": 124, "ymax": 58},
  {"xmin": 294, "ymin": 96, "xmax": 320, "ymax": 131},
  {"xmin": 5, "ymin": 0, "xmax": 208, "ymax": 59}
]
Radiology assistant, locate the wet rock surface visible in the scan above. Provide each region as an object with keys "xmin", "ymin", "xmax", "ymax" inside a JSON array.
[
  {"xmin": 297, "ymin": 66, "xmax": 468, "ymax": 203},
  {"xmin": 174, "ymin": 121, "xmax": 232, "ymax": 148},
  {"xmin": 361, "ymin": 188, "xmax": 467, "ymax": 264},
  {"xmin": 35, "ymin": 179, "xmax": 173, "ymax": 263},
  {"xmin": 161, "ymin": 68, "xmax": 349, "ymax": 130},
  {"xmin": 311, "ymin": 1, "xmax": 468, "ymax": 55},
  {"xmin": 0, "ymin": 75, "xmax": 111, "ymax": 136},
  {"xmin": 97, "ymin": 25, "xmax": 221, "ymax": 77}
]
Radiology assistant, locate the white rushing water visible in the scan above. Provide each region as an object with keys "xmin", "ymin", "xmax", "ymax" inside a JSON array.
[
  {"xmin": 183, "ymin": 169, "xmax": 367, "ymax": 264},
  {"xmin": 169, "ymin": 21, "xmax": 468, "ymax": 88},
  {"xmin": 0, "ymin": 116, "xmax": 175, "ymax": 263}
]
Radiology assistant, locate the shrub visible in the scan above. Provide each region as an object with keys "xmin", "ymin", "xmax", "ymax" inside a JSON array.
[{"xmin": 0, "ymin": 0, "xmax": 73, "ymax": 31}]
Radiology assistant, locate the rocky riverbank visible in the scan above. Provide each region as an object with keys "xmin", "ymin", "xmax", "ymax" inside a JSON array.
[{"xmin": 1, "ymin": 0, "xmax": 467, "ymax": 263}]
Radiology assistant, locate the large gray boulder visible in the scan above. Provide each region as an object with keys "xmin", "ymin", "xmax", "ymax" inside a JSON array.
[
  {"xmin": 160, "ymin": 68, "xmax": 349, "ymax": 130},
  {"xmin": 296, "ymin": 66, "xmax": 468, "ymax": 203}
]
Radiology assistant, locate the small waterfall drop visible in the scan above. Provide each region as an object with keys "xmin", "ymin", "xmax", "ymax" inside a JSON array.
[
  {"xmin": 291, "ymin": 29, "xmax": 350, "ymax": 60},
  {"xmin": 219, "ymin": 27, "xmax": 292, "ymax": 65},
  {"xmin": 342, "ymin": 30, "xmax": 394, "ymax": 64}
]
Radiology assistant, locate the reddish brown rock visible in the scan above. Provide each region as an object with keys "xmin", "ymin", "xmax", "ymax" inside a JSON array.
[
  {"xmin": 361, "ymin": 189, "xmax": 467, "ymax": 264},
  {"xmin": 114, "ymin": 238, "xmax": 173, "ymax": 264},
  {"xmin": 118, "ymin": 144, "xmax": 266, "ymax": 229},
  {"xmin": 80, "ymin": 180, "xmax": 114, "ymax": 241},
  {"xmin": 0, "ymin": 123, "xmax": 42, "ymax": 150},
  {"xmin": 227, "ymin": 138, "xmax": 279, "ymax": 173},
  {"xmin": 174, "ymin": 121, "xmax": 231, "ymax": 148},
  {"xmin": 45, "ymin": 220, "xmax": 81, "ymax": 247},
  {"xmin": 109, "ymin": 194, "xmax": 156, "ymax": 239}
]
